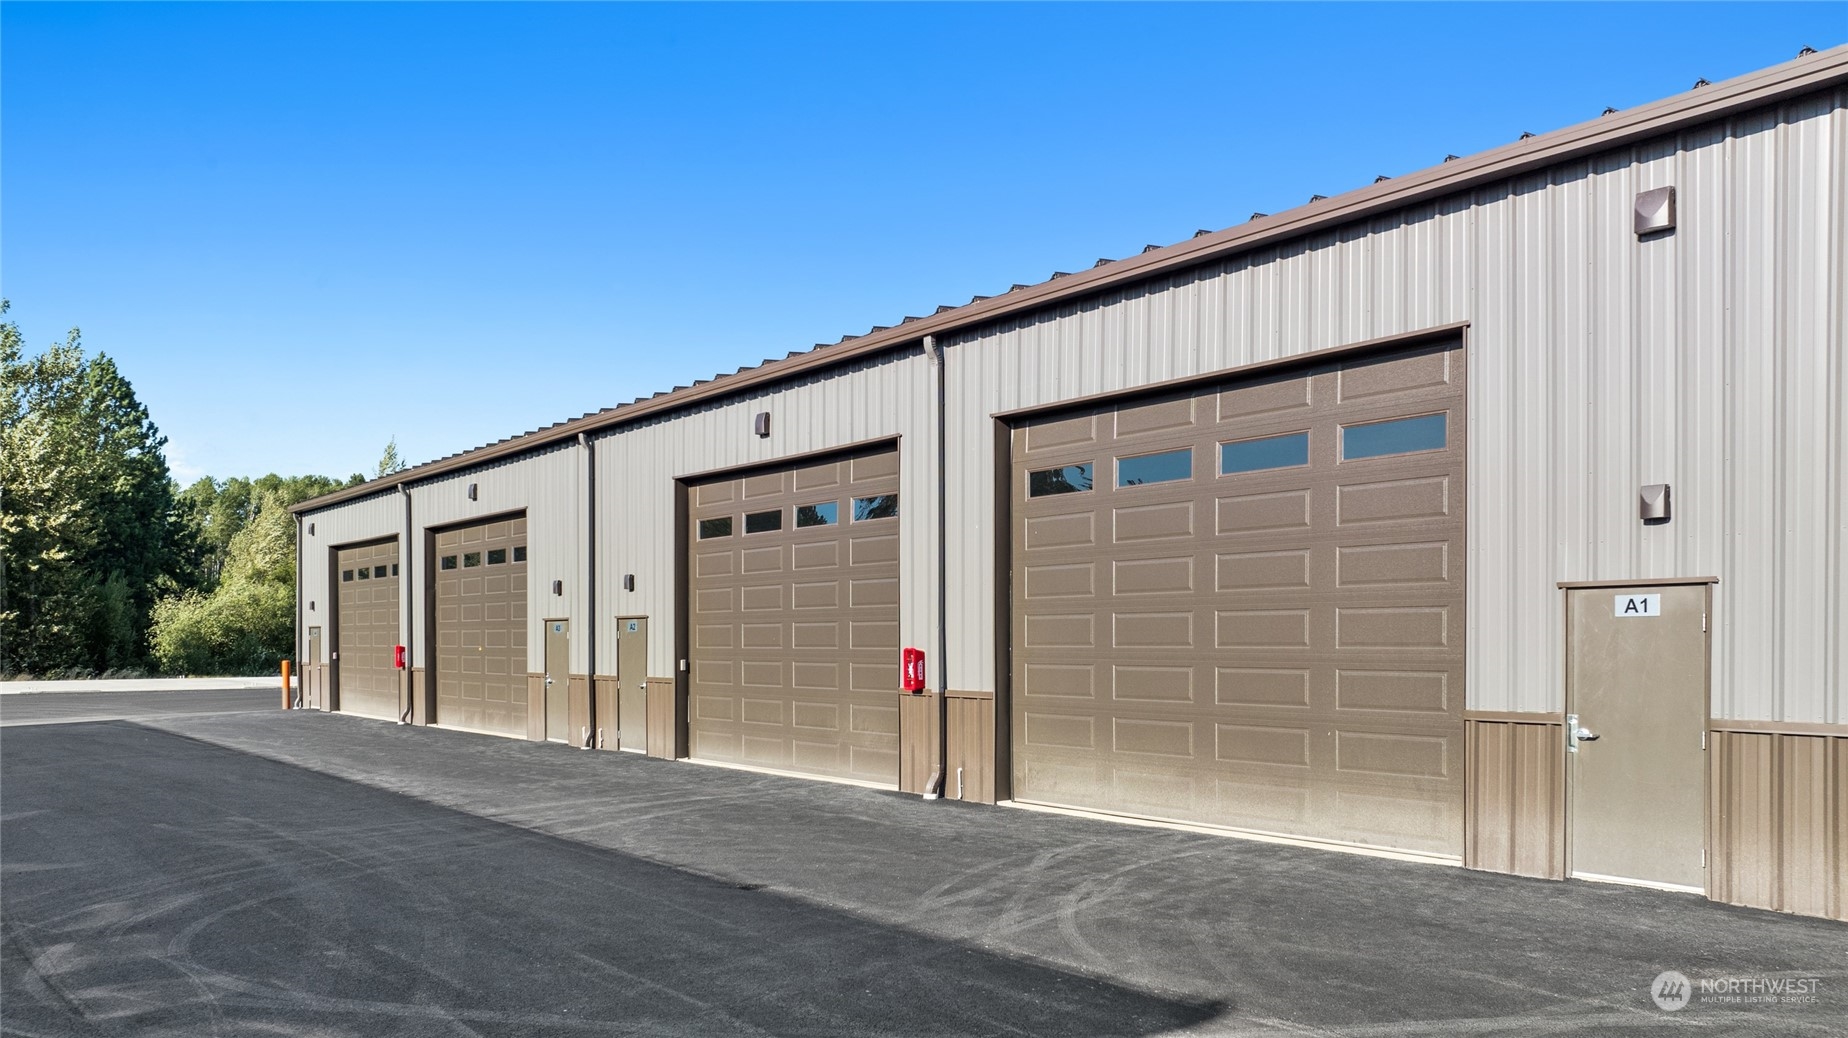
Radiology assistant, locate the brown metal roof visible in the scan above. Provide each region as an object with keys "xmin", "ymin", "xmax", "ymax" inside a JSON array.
[{"xmin": 295, "ymin": 46, "xmax": 1848, "ymax": 515}]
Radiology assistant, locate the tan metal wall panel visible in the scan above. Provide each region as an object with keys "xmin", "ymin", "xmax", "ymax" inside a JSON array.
[
  {"xmin": 897, "ymin": 692, "xmax": 939, "ymax": 794},
  {"xmin": 943, "ymin": 88, "xmax": 1847, "ymax": 724},
  {"xmin": 591, "ymin": 350, "xmax": 936, "ymax": 683},
  {"xmin": 1464, "ymin": 719, "xmax": 1565, "ymax": 879},
  {"xmin": 645, "ymin": 676, "xmax": 682, "ymax": 759},
  {"xmin": 1709, "ymin": 730, "xmax": 1847, "ymax": 921},
  {"xmin": 947, "ymin": 693, "xmax": 997, "ymax": 804}
]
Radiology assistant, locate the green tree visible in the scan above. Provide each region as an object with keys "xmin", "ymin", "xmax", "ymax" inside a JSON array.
[
  {"xmin": 149, "ymin": 472, "xmax": 362, "ymax": 675},
  {"xmin": 1, "ymin": 303, "xmax": 189, "ymax": 674},
  {"xmin": 150, "ymin": 491, "xmax": 296, "ymax": 675},
  {"xmin": 176, "ymin": 472, "xmax": 353, "ymax": 587},
  {"xmin": 376, "ymin": 436, "xmax": 407, "ymax": 479}
]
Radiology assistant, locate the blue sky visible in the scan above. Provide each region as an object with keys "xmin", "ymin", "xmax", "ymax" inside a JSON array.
[{"xmin": 4, "ymin": 3, "xmax": 1841, "ymax": 483}]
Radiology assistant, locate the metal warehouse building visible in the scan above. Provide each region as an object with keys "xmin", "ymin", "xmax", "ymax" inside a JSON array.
[{"xmin": 293, "ymin": 49, "xmax": 1848, "ymax": 922}]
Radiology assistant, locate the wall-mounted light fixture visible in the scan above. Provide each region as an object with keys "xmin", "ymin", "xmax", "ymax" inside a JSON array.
[
  {"xmin": 623, "ymin": 574, "xmax": 635, "ymax": 592},
  {"xmin": 552, "ymin": 579, "xmax": 563, "ymax": 596},
  {"xmin": 467, "ymin": 483, "xmax": 479, "ymax": 501},
  {"xmin": 1634, "ymin": 187, "xmax": 1675, "ymax": 236},
  {"xmin": 309, "ymin": 600, "xmax": 316, "ymax": 612},
  {"xmin": 1640, "ymin": 483, "xmax": 1671, "ymax": 522},
  {"xmin": 308, "ymin": 522, "xmax": 315, "ymax": 536},
  {"xmin": 753, "ymin": 411, "xmax": 771, "ymax": 438}
]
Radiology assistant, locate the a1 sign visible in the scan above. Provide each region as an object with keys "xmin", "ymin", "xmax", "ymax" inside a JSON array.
[{"xmin": 1614, "ymin": 593, "xmax": 1662, "ymax": 617}]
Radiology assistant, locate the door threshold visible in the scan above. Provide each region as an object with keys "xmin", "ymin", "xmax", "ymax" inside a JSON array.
[
  {"xmin": 429, "ymin": 723, "xmax": 528, "ymax": 742},
  {"xmin": 1001, "ymin": 798, "xmax": 1463, "ymax": 867},
  {"xmin": 683, "ymin": 756, "xmax": 897, "ymax": 791},
  {"xmin": 1571, "ymin": 871, "xmax": 1705, "ymax": 895}
]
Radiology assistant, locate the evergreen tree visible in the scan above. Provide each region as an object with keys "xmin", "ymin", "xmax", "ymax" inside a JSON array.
[{"xmin": 0, "ymin": 304, "xmax": 186, "ymax": 673}]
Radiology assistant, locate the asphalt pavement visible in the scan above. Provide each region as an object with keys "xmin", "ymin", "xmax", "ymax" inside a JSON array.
[
  {"xmin": 0, "ymin": 687, "xmax": 279, "ymax": 726},
  {"xmin": 3, "ymin": 710, "xmax": 1843, "ymax": 1037}
]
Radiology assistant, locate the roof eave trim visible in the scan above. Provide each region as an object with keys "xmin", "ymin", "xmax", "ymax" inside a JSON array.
[{"xmin": 292, "ymin": 47, "xmax": 1847, "ymax": 515}]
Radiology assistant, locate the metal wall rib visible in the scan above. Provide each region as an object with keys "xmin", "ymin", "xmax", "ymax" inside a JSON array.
[
  {"xmin": 300, "ymin": 491, "xmax": 403, "ymax": 652},
  {"xmin": 590, "ymin": 348, "xmax": 937, "ymax": 678},
  {"xmin": 944, "ymin": 87, "xmax": 1846, "ymax": 723},
  {"xmin": 298, "ymin": 88, "xmax": 1842, "ymax": 725}
]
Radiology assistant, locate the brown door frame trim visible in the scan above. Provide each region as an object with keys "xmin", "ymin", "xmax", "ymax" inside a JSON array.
[
  {"xmin": 990, "ymin": 322, "xmax": 1470, "ymax": 424},
  {"xmin": 995, "ymin": 327, "xmax": 1471, "ymax": 839},
  {"xmin": 327, "ymin": 533, "xmax": 400, "ymax": 715},
  {"xmin": 674, "ymin": 435, "xmax": 901, "ymax": 486},
  {"xmin": 674, "ymin": 440, "xmax": 906, "ymax": 771},
  {"xmin": 423, "ymin": 508, "xmax": 530, "ymax": 730}
]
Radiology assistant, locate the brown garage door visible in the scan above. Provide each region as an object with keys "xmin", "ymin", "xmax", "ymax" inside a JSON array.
[
  {"xmin": 433, "ymin": 516, "xmax": 529, "ymax": 738},
  {"xmin": 1011, "ymin": 339, "xmax": 1465, "ymax": 855},
  {"xmin": 335, "ymin": 539, "xmax": 400, "ymax": 721},
  {"xmin": 688, "ymin": 449, "xmax": 901, "ymax": 785}
]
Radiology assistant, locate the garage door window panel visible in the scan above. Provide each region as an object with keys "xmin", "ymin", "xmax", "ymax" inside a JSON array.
[
  {"xmin": 745, "ymin": 510, "xmax": 783, "ymax": 534},
  {"xmin": 1029, "ymin": 463, "xmax": 1095, "ymax": 497},
  {"xmin": 1116, "ymin": 449, "xmax": 1192, "ymax": 488},
  {"xmin": 796, "ymin": 502, "xmax": 839, "ymax": 527},
  {"xmin": 853, "ymin": 494, "xmax": 898, "ymax": 521},
  {"xmin": 1341, "ymin": 413, "xmax": 1447, "ymax": 461},
  {"xmin": 1221, "ymin": 433, "xmax": 1310, "ymax": 475},
  {"xmin": 699, "ymin": 517, "xmax": 734, "ymax": 539}
]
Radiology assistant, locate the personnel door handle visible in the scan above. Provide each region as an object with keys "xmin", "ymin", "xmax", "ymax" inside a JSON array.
[
  {"xmin": 1566, "ymin": 713, "xmax": 1598, "ymax": 752},
  {"xmin": 544, "ymin": 677, "xmax": 554, "ymax": 686}
]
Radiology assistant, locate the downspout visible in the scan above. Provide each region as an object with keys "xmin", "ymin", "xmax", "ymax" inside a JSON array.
[
  {"xmin": 294, "ymin": 513, "xmax": 304, "ymax": 709},
  {"xmin": 399, "ymin": 483, "xmax": 413, "ymax": 724},
  {"xmin": 579, "ymin": 432, "xmax": 596, "ymax": 749},
  {"xmin": 922, "ymin": 334, "xmax": 947, "ymax": 799}
]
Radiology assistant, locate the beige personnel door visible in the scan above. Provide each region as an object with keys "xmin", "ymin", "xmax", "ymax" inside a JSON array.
[
  {"xmin": 687, "ymin": 448, "xmax": 901, "ymax": 785},
  {"xmin": 543, "ymin": 619, "xmax": 570, "ymax": 743},
  {"xmin": 433, "ymin": 517, "xmax": 529, "ymax": 737},
  {"xmin": 1566, "ymin": 582, "xmax": 1709, "ymax": 890},
  {"xmin": 334, "ymin": 539, "xmax": 400, "ymax": 720},
  {"xmin": 1010, "ymin": 339, "xmax": 1466, "ymax": 855},
  {"xmin": 616, "ymin": 616, "xmax": 648, "ymax": 752},
  {"xmin": 306, "ymin": 626, "xmax": 324, "ymax": 709}
]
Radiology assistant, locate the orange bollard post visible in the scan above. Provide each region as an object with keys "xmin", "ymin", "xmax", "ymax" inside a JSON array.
[{"xmin": 281, "ymin": 660, "xmax": 293, "ymax": 710}]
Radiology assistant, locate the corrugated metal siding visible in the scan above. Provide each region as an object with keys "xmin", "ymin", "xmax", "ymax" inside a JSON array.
[
  {"xmin": 944, "ymin": 87, "xmax": 1846, "ymax": 723},
  {"xmin": 1709, "ymin": 730, "xmax": 1847, "ymax": 921},
  {"xmin": 299, "ymin": 491, "xmax": 404, "ymax": 653},
  {"xmin": 409, "ymin": 444, "xmax": 583, "ymax": 674},
  {"xmin": 591, "ymin": 349, "xmax": 936, "ymax": 678},
  {"xmin": 1464, "ymin": 720, "xmax": 1565, "ymax": 879}
]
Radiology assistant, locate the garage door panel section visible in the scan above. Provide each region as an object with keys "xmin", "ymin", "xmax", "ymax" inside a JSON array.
[
  {"xmin": 434, "ymin": 517, "xmax": 528, "ymax": 738},
  {"xmin": 690, "ymin": 449, "xmax": 899, "ymax": 786},
  {"xmin": 335, "ymin": 539, "xmax": 399, "ymax": 721},
  {"xmin": 1012, "ymin": 340, "xmax": 1464, "ymax": 855}
]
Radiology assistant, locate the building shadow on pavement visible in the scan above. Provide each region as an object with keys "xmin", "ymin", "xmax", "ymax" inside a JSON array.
[{"xmin": 1, "ymin": 720, "xmax": 1225, "ymax": 1038}]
